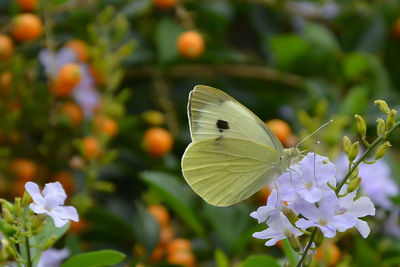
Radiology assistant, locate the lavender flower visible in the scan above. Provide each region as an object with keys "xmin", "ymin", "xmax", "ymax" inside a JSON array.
[
  {"xmin": 250, "ymin": 189, "xmax": 282, "ymax": 223},
  {"xmin": 25, "ymin": 182, "xmax": 79, "ymax": 228},
  {"xmin": 38, "ymin": 248, "xmax": 70, "ymax": 267},
  {"xmin": 39, "ymin": 48, "xmax": 77, "ymax": 78}
]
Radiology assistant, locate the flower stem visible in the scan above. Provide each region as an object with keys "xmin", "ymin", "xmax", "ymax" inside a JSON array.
[
  {"xmin": 295, "ymin": 120, "xmax": 400, "ymax": 267},
  {"xmin": 25, "ymin": 236, "xmax": 32, "ymax": 267}
]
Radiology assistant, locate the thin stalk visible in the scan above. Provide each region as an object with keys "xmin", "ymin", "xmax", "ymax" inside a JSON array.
[
  {"xmin": 25, "ymin": 236, "xmax": 32, "ymax": 267},
  {"xmin": 296, "ymin": 120, "xmax": 400, "ymax": 267}
]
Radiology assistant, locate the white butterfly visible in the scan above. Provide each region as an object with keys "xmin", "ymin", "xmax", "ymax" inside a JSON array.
[{"xmin": 181, "ymin": 85, "xmax": 300, "ymax": 206}]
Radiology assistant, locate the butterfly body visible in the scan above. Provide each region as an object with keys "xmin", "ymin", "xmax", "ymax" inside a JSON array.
[{"xmin": 181, "ymin": 85, "xmax": 300, "ymax": 207}]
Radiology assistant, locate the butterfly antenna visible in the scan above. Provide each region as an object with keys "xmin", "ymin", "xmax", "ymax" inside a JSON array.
[{"xmin": 296, "ymin": 119, "xmax": 333, "ymax": 148}]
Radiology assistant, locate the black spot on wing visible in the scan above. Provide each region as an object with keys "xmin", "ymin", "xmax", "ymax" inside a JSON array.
[{"xmin": 216, "ymin": 119, "xmax": 229, "ymax": 133}]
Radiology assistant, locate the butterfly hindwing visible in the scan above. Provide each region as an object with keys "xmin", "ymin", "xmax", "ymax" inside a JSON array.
[
  {"xmin": 181, "ymin": 138, "xmax": 281, "ymax": 206},
  {"xmin": 188, "ymin": 85, "xmax": 283, "ymax": 154}
]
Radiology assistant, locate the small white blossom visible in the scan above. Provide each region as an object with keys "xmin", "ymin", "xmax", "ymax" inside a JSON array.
[
  {"xmin": 25, "ymin": 182, "xmax": 79, "ymax": 228},
  {"xmin": 250, "ymin": 189, "xmax": 282, "ymax": 223}
]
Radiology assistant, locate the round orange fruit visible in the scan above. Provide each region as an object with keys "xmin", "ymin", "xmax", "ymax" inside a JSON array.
[
  {"xmin": 153, "ymin": 0, "xmax": 176, "ymax": 9},
  {"xmin": 12, "ymin": 13, "xmax": 42, "ymax": 41},
  {"xmin": 148, "ymin": 205, "xmax": 170, "ymax": 227},
  {"xmin": 265, "ymin": 119, "xmax": 291, "ymax": 144},
  {"xmin": 143, "ymin": 127, "xmax": 173, "ymax": 157},
  {"xmin": 0, "ymin": 35, "xmax": 13, "ymax": 60},
  {"xmin": 167, "ymin": 238, "xmax": 192, "ymax": 255},
  {"xmin": 95, "ymin": 116, "xmax": 119, "ymax": 137},
  {"xmin": 315, "ymin": 242, "xmax": 341, "ymax": 267},
  {"xmin": 66, "ymin": 39, "xmax": 89, "ymax": 62},
  {"xmin": 57, "ymin": 63, "xmax": 81, "ymax": 89},
  {"xmin": 16, "ymin": 0, "xmax": 37, "ymax": 11},
  {"xmin": 9, "ymin": 158, "xmax": 36, "ymax": 182},
  {"xmin": 82, "ymin": 136, "xmax": 101, "ymax": 160},
  {"xmin": 160, "ymin": 225, "xmax": 174, "ymax": 245},
  {"xmin": 61, "ymin": 102, "xmax": 84, "ymax": 126},
  {"xmin": 177, "ymin": 31, "xmax": 205, "ymax": 59},
  {"xmin": 167, "ymin": 251, "xmax": 195, "ymax": 267}
]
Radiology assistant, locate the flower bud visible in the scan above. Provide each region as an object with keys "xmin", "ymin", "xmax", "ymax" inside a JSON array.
[
  {"xmin": 374, "ymin": 141, "xmax": 391, "ymax": 160},
  {"xmin": 0, "ymin": 199, "xmax": 14, "ymax": 213},
  {"xmin": 343, "ymin": 136, "xmax": 351, "ymax": 155},
  {"xmin": 386, "ymin": 109, "xmax": 397, "ymax": 131},
  {"xmin": 287, "ymin": 234, "xmax": 300, "ymax": 252},
  {"xmin": 283, "ymin": 262, "xmax": 291, "ymax": 267},
  {"xmin": 304, "ymin": 251, "xmax": 313, "ymax": 267},
  {"xmin": 2, "ymin": 223, "xmax": 16, "ymax": 237},
  {"xmin": 281, "ymin": 206, "xmax": 299, "ymax": 225},
  {"xmin": 374, "ymin": 100, "xmax": 390, "ymax": 114},
  {"xmin": 13, "ymin": 198, "xmax": 21, "ymax": 217},
  {"xmin": 355, "ymin": 115, "xmax": 366, "ymax": 138},
  {"xmin": 43, "ymin": 235, "xmax": 57, "ymax": 250},
  {"xmin": 2, "ymin": 207, "xmax": 14, "ymax": 224},
  {"xmin": 22, "ymin": 190, "xmax": 31, "ymax": 207},
  {"xmin": 348, "ymin": 141, "xmax": 359, "ymax": 162},
  {"xmin": 314, "ymin": 228, "xmax": 324, "ymax": 247},
  {"xmin": 2, "ymin": 239, "xmax": 15, "ymax": 259},
  {"xmin": 347, "ymin": 177, "xmax": 361, "ymax": 193},
  {"xmin": 31, "ymin": 214, "xmax": 46, "ymax": 231},
  {"xmin": 348, "ymin": 166, "xmax": 359, "ymax": 181},
  {"xmin": 376, "ymin": 118, "xmax": 385, "ymax": 136}
]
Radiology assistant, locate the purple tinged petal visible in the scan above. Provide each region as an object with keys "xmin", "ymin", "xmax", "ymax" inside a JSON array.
[
  {"xmin": 38, "ymin": 248, "xmax": 70, "ymax": 267},
  {"xmin": 300, "ymin": 186, "xmax": 321, "ymax": 203},
  {"xmin": 295, "ymin": 218, "xmax": 316, "ymax": 230},
  {"xmin": 43, "ymin": 182, "xmax": 66, "ymax": 206},
  {"xmin": 319, "ymin": 225, "xmax": 336, "ymax": 238},
  {"xmin": 349, "ymin": 196, "xmax": 375, "ymax": 217},
  {"xmin": 276, "ymin": 172, "xmax": 299, "ymax": 202},
  {"xmin": 29, "ymin": 203, "xmax": 47, "ymax": 214},
  {"xmin": 52, "ymin": 206, "xmax": 79, "ymax": 222},
  {"xmin": 291, "ymin": 198, "xmax": 318, "ymax": 221},
  {"xmin": 330, "ymin": 213, "xmax": 357, "ymax": 232}
]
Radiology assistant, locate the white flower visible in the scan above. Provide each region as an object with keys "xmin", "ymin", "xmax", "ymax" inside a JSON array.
[
  {"xmin": 253, "ymin": 212, "xmax": 302, "ymax": 246},
  {"xmin": 338, "ymin": 191, "xmax": 375, "ymax": 238},
  {"xmin": 38, "ymin": 248, "xmax": 70, "ymax": 267},
  {"xmin": 25, "ymin": 182, "xmax": 79, "ymax": 228}
]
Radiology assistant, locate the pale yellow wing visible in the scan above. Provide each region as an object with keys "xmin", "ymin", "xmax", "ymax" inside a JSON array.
[
  {"xmin": 181, "ymin": 138, "xmax": 281, "ymax": 207},
  {"xmin": 188, "ymin": 85, "xmax": 283, "ymax": 154}
]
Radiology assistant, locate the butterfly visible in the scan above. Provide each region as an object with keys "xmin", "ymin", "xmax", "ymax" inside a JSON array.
[{"xmin": 181, "ymin": 85, "xmax": 301, "ymax": 207}]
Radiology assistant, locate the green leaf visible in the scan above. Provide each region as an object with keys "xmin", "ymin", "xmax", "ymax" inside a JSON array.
[
  {"xmin": 343, "ymin": 52, "xmax": 370, "ymax": 80},
  {"xmin": 270, "ymin": 34, "xmax": 309, "ymax": 70},
  {"xmin": 340, "ymin": 85, "xmax": 368, "ymax": 116},
  {"xmin": 60, "ymin": 250, "xmax": 126, "ymax": 267},
  {"xmin": 215, "ymin": 249, "xmax": 230, "ymax": 267},
  {"xmin": 29, "ymin": 217, "xmax": 70, "ymax": 267},
  {"xmin": 204, "ymin": 203, "xmax": 251, "ymax": 253},
  {"xmin": 304, "ymin": 23, "xmax": 340, "ymax": 54},
  {"xmin": 155, "ymin": 18, "xmax": 184, "ymax": 64},
  {"xmin": 132, "ymin": 202, "xmax": 160, "ymax": 252},
  {"xmin": 242, "ymin": 255, "xmax": 280, "ymax": 267},
  {"xmin": 139, "ymin": 171, "xmax": 204, "ymax": 236}
]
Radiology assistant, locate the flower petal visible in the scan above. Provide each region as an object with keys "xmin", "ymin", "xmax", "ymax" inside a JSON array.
[
  {"xmin": 25, "ymin": 182, "xmax": 44, "ymax": 206},
  {"xmin": 43, "ymin": 182, "xmax": 66, "ymax": 207},
  {"xmin": 355, "ymin": 219, "xmax": 370, "ymax": 238},
  {"xmin": 349, "ymin": 196, "xmax": 375, "ymax": 217},
  {"xmin": 52, "ymin": 206, "xmax": 79, "ymax": 222}
]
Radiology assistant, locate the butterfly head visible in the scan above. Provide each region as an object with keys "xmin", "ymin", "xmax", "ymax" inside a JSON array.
[{"xmin": 280, "ymin": 147, "xmax": 301, "ymax": 171}]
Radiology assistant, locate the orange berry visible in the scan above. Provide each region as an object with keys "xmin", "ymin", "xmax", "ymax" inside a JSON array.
[
  {"xmin": 167, "ymin": 251, "xmax": 196, "ymax": 267},
  {"xmin": 177, "ymin": 31, "xmax": 205, "ymax": 59},
  {"xmin": 265, "ymin": 119, "xmax": 291, "ymax": 144},
  {"xmin": 393, "ymin": 18, "xmax": 400, "ymax": 39},
  {"xmin": 82, "ymin": 136, "xmax": 101, "ymax": 160},
  {"xmin": 150, "ymin": 245, "xmax": 165, "ymax": 263},
  {"xmin": 58, "ymin": 63, "xmax": 81, "ymax": 88},
  {"xmin": 153, "ymin": 0, "xmax": 176, "ymax": 9},
  {"xmin": 89, "ymin": 65, "xmax": 106, "ymax": 86},
  {"xmin": 16, "ymin": 0, "xmax": 37, "ymax": 11},
  {"xmin": 315, "ymin": 242, "xmax": 341, "ymax": 267},
  {"xmin": 1, "ymin": 71, "xmax": 12, "ymax": 95},
  {"xmin": 148, "ymin": 205, "xmax": 170, "ymax": 227},
  {"xmin": 95, "ymin": 116, "xmax": 118, "ymax": 137},
  {"xmin": 256, "ymin": 186, "xmax": 272, "ymax": 205},
  {"xmin": 143, "ymin": 127, "xmax": 173, "ymax": 157},
  {"xmin": 0, "ymin": 35, "xmax": 13, "ymax": 60},
  {"xmin": 69, "ymin": 219, "xmax": 89, "ymax": 234},
  {"xmin": 167, "ymin": 238, "xmax": 192, "ymax": 255},
  {"xmin": 12, "ymin": 13, "xmax": 42, "ymax": 42},
  {"xmin": 61, "ymin": 102, "xmax": 84, "ymax": 126},
  {"xmin": 160, "ymin": 225, "xmax": 174, "ymax": 245},
  {"xmin": 9, "ymin": 158, "xmax": 36, "ymax": 182},
  {"xmin": 66, "ymin": 39, "xmax": 89, "ymax": 62},
  {"xmin": 54, "ymin": 171, "xmax": 75, "ymax": 195}
]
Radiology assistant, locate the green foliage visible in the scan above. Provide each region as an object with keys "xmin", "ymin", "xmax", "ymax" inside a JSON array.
[{"xmin": 60, "ymin": 249, "xmax": 125, "ymax": 267}]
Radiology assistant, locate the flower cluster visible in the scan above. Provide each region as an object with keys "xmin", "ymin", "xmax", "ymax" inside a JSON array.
[{"xmin": 251, "ymin": 153, "xmax": 375, "ymax": 247}]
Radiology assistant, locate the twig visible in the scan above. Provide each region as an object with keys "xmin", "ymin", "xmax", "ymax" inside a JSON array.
[{"xmin": 126, "ymin": 64, "xmax": 305, "ymax": 88}]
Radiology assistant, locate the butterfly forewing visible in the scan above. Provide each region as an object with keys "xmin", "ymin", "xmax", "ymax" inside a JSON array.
[
  {"xmin": 188, "ymin": 85, "xmax": 283, "ymax": 154},
  {"xmin": 182, "ymin": 138, "xmax": 281, "ymax": 206}
]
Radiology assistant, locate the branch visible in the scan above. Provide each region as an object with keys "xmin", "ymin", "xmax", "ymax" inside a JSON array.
[{"xmin": 126, "ymin": 64, "xmax": 305, "ymax": 88}]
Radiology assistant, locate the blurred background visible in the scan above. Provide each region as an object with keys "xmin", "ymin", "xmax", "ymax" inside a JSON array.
[{"xmin": 0, "ymin": 0, "xmax": 400, "ymax": 266}]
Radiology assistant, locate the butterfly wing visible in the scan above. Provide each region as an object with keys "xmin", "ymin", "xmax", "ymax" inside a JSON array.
[
  {"xmin": 181, "ymin": 138, "xmax": 281, "ymax": 206},
  {"xmin": 188, "ymin": 85, "xmax": 283, "ymax": 154}
]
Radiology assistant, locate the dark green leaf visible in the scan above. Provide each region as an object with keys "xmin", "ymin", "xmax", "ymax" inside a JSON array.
[
  {"xmin": 132, "ymin": 202, "xmax": 160, "ymax": 252},
  {"xmin": 242, "ymin": 255, "xmax": 280, "ymax": 267},
  {"xmin": 60, "ymin": 249, "xmax": 125, "ymax": 267},
  {"xmin": 155, "ymin": 18, "xmax": 184, "ymax": 64}
]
